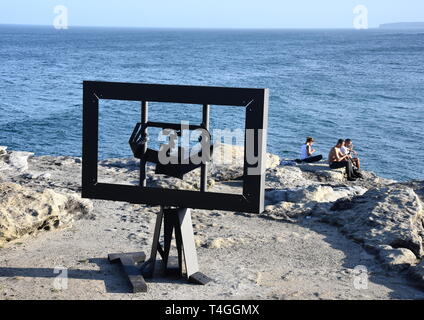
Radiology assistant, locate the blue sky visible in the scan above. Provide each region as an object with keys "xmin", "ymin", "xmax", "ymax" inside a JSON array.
[{"xmin": 0, "ymin": 0, "xmax": 423, "ymax": 28}]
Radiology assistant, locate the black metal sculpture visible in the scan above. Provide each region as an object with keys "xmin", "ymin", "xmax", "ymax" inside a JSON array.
[
  {"xmin": 82, "ymin": 81, "xmax": 269, "ymax": 293},
  {"xmin": 129, "ymin": 121, "xmax": 214, "ymax": 180}
]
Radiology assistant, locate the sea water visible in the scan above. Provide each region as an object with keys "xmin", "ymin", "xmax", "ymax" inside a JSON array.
[{"xmin": 1, "ymin": 25, "xmax": 423, "ymax": 181}]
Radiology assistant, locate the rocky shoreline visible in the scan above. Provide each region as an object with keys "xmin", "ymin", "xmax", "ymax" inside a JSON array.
[
  {"xmin": 0, "ymin": 145, "xmax": 423, "ymax": 299},
  {"xmin": 264, "ymin": 164, "xmax": 424, "ymax": 284}
]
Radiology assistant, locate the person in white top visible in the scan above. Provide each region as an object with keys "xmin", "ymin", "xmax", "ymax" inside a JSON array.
[
  {"xmin": 295, "ymin": 137, "xmax": 323, "ymax": 164},
  {"xmin": 340, "ymin": 139, "xmax": 361, "ymax": 169}
]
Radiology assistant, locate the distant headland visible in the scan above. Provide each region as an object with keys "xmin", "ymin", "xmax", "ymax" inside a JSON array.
[{"xmin": 380, "ymin": 22, "xmax": 424, "ymax": 29}]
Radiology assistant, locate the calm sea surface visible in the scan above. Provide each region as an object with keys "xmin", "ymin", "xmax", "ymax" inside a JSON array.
[{"xmin": 1, "ymin": 25, "xmax": 423, "ymax": 181}]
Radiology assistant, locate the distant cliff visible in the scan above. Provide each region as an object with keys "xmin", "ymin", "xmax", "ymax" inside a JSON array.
[{"xmin": 380, "ymin": 22, "xmax": 424, "ymax": 29}]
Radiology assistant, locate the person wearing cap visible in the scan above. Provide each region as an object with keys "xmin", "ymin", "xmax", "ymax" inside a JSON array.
[{"xmin": 295, "ymin": 137, "xmax": 323, "ymax": 164}]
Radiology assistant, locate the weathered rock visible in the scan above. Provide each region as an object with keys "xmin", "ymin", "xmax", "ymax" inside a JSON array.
[
  {"xmin": 0, "ymin": 182, "xmax": 93, "ymax": 246},
  {"xmin": 206, "ymin": 237, "xmax": 238, "ymax": 249},
  {"xmin": 323, "ymin": 183, "xmax": 424, "ymax": 261},
  {"xmin": 298, "ymin": 162, "xmax": 345, "ymax": 183},
  {"xmin": 263, "ymin": 202, "xmax": 313, "ymax": 222},
  {"xmin": 266, "ymin": 166, "xmax": 312, "ymax": 189},
  {"xmin": 99, "ymin": 158, "xmax": 140, "ymax": 171},
  {"xmin": 0, "ymin": 149, "xmax": 11, "ymax": 172},
  {"xmin": 378, "ymin": 246, "xmax": 419, "ymax": 271},
  {"xmin": 398, "ymin": 180, "xmax": 424, "ymax": 203},
  {"xmin": 210, "ymin": 143, "xmax": 280, "ymax": 181},
  {"xmin": 212, "ymin": 143, "xmax": 280, "ymax": 169},
  {"xmin": 55, "ymin": 157, "xmax": 80, "ymax": 166},
  {"xmin": 285, "ymin": 185, "xmax": 367, "ymax": 204},
  {"xmin": 35, "ymin": 173, "xmax": 52, "ymax": 180},
  {"xmin": 264, "ymin": 185, "xmax": 367, "ymax": 221},
  {"xmin": 278, "ymin": 160, "xmax": 395, "ymax": 189},
  {"xmin": 194, "ymin": 235, "xmax": 207, "ymax": 248},
  {"xmin": 266, "ymin": 185, "xmax": 367, "ymax": 205},
  {"xmin": 353, "ymin": 170, "xmax": 397, "ymax": 190},
  {"xmin": 148, "ymin": 173, "xmax": 215, "ymax": 191},
  {"xmin": 7, "ymin": 151, "xmax": 34, "ymax": 172},
  {"xmin": 409, "ymin": 260, "xmax": 424, "ymax": 287},
  {"xmin": 21, "ymin": 172, "xmax": 52, "ymax": 181}
]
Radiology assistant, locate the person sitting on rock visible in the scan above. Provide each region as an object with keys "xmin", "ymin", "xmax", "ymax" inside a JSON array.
[
  {"xmin": 341, "ymin": 139, "xmax": 361, "ymax": 170},
  {"xmin": 328, "ymin": 139, "xmax": 357, "ymax": 181},
  {"xmin": 295, "ymin": 137, "xmax": 323, "ymax": 164}
]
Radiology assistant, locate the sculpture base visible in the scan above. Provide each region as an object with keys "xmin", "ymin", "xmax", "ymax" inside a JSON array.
[
  {"xmin": 108, "ymin": 207, "xmax": 211, "ymax": 293},
  {"xmin": 108, "ymin": 252, "xmax": 148, "ymax": 293}
]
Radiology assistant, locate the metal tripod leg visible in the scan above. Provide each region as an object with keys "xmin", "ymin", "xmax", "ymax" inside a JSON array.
[
  {"xmin": 111, "ymin": 206, "xmax": 211, "ymax": 293},
  {"xmin": 140, "ymin": 207, "xmax": 164, "ymax": 278},
  {"xmin": 161, "ymin": 209, "xmax": 181, "ymax": 276},
  {"xmin": 173, "ymin": 213, "xmax": 184, "ymax": 277},
  {"xmin": 145, "ymin": 207, "xmax": 211, "ymax": 284},
  {"xmin": 177, "ymin": 208, "xmax": 212, "ymax": 285},
  {"xmin": 163, "ymin": 208, "xmax": 174, "ymax": 267}
]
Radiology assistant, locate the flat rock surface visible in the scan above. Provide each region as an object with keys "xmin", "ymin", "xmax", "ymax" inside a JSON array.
[
  {"xmin": 326, "ymin": 184, "xmax": 424, "ymax": 254},
  {"xmin": 0, "ymin": 150, "xmax": 423, "ymax": 300},
  {"xmin": 1, "ymin": 205, "xmax": 423, "ymax": 300}
]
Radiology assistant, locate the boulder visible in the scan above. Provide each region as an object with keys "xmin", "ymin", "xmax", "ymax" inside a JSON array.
[
  {"xmin": 0, "ymin": 182, "xmax": 93, "ymax": 246},
  {"xmin": 378, "ymin": 246, "xmax": 419, "ymax": 271},
  {"xmin": 7, "ymin": 151, "xmax": 34, "ymax": 172},
  {"xmin": 323, "ymin": 183, "xmax": 424, "ymax": 261}
]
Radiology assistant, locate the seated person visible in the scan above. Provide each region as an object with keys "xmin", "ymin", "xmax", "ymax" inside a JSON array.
[
  {"xmin": 295, "ymin": 137, "xmax": 323, "ymax": 164},
  {"xmin": 328, "ymin": 139, "xmax": 357, "ymax": 181},
  {"xmin": 341, "ymin": 139, "xmax": 361, "ymax": 170}
]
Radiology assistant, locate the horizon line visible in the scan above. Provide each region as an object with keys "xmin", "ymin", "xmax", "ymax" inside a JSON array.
[{"xmin": 0, "ymin": 23, "xmax": 379, "ymax": 30}]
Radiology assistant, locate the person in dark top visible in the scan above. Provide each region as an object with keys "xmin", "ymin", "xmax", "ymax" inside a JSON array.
[{"xmin": 328, "ymin": 139, "xmax": 357, "ymax": 181}]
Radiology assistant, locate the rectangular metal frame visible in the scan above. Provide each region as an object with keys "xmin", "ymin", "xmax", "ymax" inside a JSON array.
[{"xmin": 82, "ymin": 81, "xmax": 269, "ymax": 213}]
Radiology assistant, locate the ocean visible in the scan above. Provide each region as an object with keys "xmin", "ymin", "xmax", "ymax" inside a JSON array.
[{"xmin": 0, "ymin": 25, "xmax": 423, "ymax": 182}]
